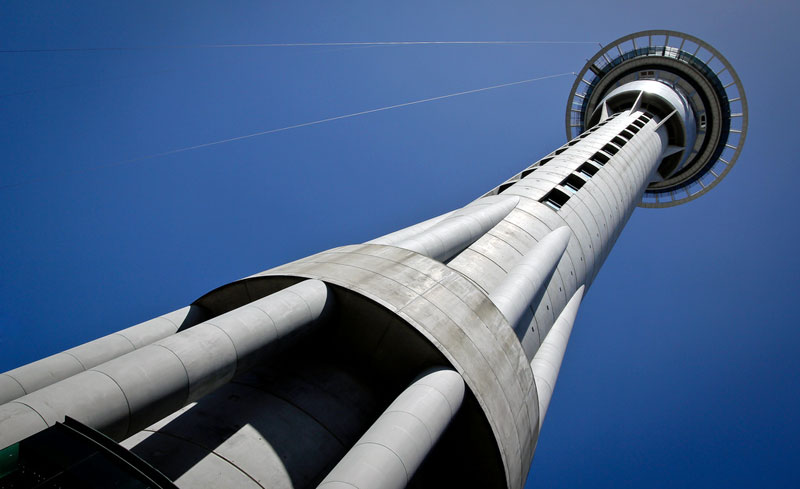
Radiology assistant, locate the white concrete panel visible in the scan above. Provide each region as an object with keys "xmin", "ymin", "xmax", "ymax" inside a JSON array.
[
  {"xmin": 1, "ymin": 370, "xmax": 131, "ymax": 443},
  {"xmin": 94, "ymin": 345, "xmax": 189, "ymax": 437},
  {"xmin": 0, "ymin": 305, "xmax": 202, "ymax": 406},
  {"xmin": 318, "ymin": 368, "xmax": 464, "ymax": 489},
  {"xmin": 0, "ymin": 354, "xmax": 84, "ymax": 404}
]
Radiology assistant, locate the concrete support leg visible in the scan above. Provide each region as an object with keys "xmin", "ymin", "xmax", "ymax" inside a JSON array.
[
  {"xmin": 389, "ymin": 196, "xmax": 519, "ymax": 262},
  {"xmin": 0, "ymin": 305, "xmax": 207, "ymax": 405},
  {"xmin": 490, "ymin": 227, "xmax": 571, "ymax": 338},
  {"xmin": 0, "ymin": 279, "xmax": 332, "ymax": 449},
  {"xmin": 317, "ymin": 367, "xmax": 465, "ymax": 489},
  {"xmin": 531, "ymin": 286, "xmax": 584, "ymax": 429}
]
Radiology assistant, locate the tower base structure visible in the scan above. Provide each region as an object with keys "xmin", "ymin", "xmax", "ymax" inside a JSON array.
[{"xmin": 0, "ymin": 30, "xmax": 746, "ymax": 489}]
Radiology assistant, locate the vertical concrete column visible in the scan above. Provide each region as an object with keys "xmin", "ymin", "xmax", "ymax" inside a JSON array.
[
  {"xmin": 0, "ymin": 279, "xmax": 331, "ymax": 448},
  {"xmin": 318, "ymin": 368, "xmax": 465, "ymax": 489},
  {"xmin": 531, "ymin": 286, "xmax": 584, "ymax": 428},
  {"xmin": 390, "ymin": 196, "xmax": 519, "ymax": 262},
  {"xmin": 490, "ymin": 227, "xmax": 571, "ymax": 338},
  {"xmin": 0, "ymin": 305, "xmax": 207, "ymax": 405}
]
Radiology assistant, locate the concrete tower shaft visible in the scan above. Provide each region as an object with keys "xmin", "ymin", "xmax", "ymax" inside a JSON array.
[
  {"xmin": 464, "ymin": 108, "xmax": 669, "ymax": 360},
  {"xmin": 0, "ymin": 31, "xmax": 746, "ymax": 489}
]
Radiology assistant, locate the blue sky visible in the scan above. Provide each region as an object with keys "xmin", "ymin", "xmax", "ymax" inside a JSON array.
[{"xmin": 1, "ymin": 1, "xmax": 798, "ymax": 487}]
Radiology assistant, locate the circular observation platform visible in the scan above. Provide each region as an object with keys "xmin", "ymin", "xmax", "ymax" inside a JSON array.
[{"xmin": 565, "ymin": 30, "xmax": 748, "ymax": 208}]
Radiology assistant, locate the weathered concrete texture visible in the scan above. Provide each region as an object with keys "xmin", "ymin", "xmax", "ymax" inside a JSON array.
[
  {"xmin": 254, "ymin": 243, "xmax": 537, "ymax": 489},
  {"xmin": 0, "ymin": 280, "xmax": 330, "ymax": 448},
  {"xmin": 531, "ymin": 286, "xmax": 584, "ymax": 428},
  {"xmin": 0, "ymin": 305, "xmax": 207, "ymax": 405},
  {"xmin": 318, "ymin": 368, "xmax": 465, "ymax": 489}
]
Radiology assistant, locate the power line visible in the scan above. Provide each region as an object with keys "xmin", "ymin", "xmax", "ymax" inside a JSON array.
[
  {"xmin": 0, "ymin": 41, "xmax": 598, "ymax": 54},
  {"xmin": 0, "ymin": 72, "xmax": 575, "ymax": 190}
]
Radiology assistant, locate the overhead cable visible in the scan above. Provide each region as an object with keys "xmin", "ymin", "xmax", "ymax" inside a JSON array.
[
  {"xmin": 1, "ymin": 72, "xmax": 575, "ymax": 190},
  {"xmin": 0, "ymin": 41, "xmax": 599, "ymax": 54}
]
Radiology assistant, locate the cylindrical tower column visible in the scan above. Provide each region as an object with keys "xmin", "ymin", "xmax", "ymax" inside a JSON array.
[
  {"xmin": 0, "ymin": 305, "xmax": 209, "ymax": 405},
  {"xmin": 318, "ymin": 368, "xmax": 465, "ymax": 489},
  {"xmin": 0, "ymin": 30, "xmax": 748, "ymax": 489},
  {"xmin": 0, "ymin": 279, "xmax": 331, "ymax": 448}
]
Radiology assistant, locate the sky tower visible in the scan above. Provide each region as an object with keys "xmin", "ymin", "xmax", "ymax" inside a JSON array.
[{"xmin": 0, "ymin": 30, "xmax": 747, "ymax": 489}]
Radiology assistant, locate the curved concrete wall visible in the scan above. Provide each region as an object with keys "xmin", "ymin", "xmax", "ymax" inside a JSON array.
[{"xmin": 252, "ymin": 244, "xmax": 538, "ymax": 489}]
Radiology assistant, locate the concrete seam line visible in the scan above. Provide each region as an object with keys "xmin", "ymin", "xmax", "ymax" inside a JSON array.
[
  {"xmin": 8, "ymin": 400, "xmax": 48, "ymax": 426},
  {"xmin": 409, "ymin": 382, "xmax": 459, "ymax": 419},
  {"xmin": 318, "ymin": 482, "xmax": 359, "ymax": 489},
  {"xmin": 493, "ymin": 219, "xmax": 537, "ymax": 247},
  {"xmin": 466, "ymin": 216, "xmax": 489, "ymax": 243},
  {"xmin": 2, "ymin": 373, "xmax": 27, "ymax": 394},
  {"xmin": 534, "ymin": 376, "xmax": 554, "ymax": 394},
  {"xmin": 383, "ymin": 409, "xmax": 434, "ymax": 446},
  {"xmin": 206, "ymin": 323, "xmax": 240, "ymax": 372},
  {"xmin": 112, "ymin": 332, "xmax": 138, "ymax": 350},
  {"xmin": 248, "ymin": 301, "xmax": 280, "ymax": 349},
  {"xmin": 354, "ymin": 441, "xmax": 410, "ymax": 483},
  {"xmin": 577, "ymin": 187, "xmax": 611, "ymax": 245},
  {"xmin": 434, "ymin": 231, "xmax": 458, "ymax": 262},
  {"xmin": 431, "ymin": 273, "xmax": 533, "ymax": 396},
  {"xmin": 257, "ymin": 389, "xmax": 349, "ymax": 447},
  {"xmin": 62, "ymin": 351, "xmax": 87, "ymax": 370},
  {"xmin": 486, "ymin": 229, "xmax": 525, "ymax": 255},
  {"xmin": 467, "ymin": 246, "xmax": 510, "ymax": 273},
  {"xmin": 88, "ymin": 369, "xmax": 132, "ymax": 436},
  {"xmin": 432, "ymin": 231, "xmax": 447, "ymax": 258},
  {"xmin": 160, "ymin": 313, "xmax": 183, "ymax": 330},
  {"xmin": 345, "ymin": 248, "xmax": 444, "ymax": 290},
  {"xmin": 534, "ymin": 357, "xmax": 559, "ymax": 371},
  {"xmin": 412, "ymin": 297, "xmax": 522, "ymax": 435},
  {"xmin": 301, "ymin": 260, "xmax": 418, "ymax": 305},
  {"xmin": 137, "ymin": 429, "xmax": 267, "ymax": 489},
  {"xmin": 151, "ymin": 344, "xmax": 191, "ymax": 404},
  {"xmin": 568, "ymin": 203, "xmax": 603, "ymax": 264},
  {"xmin": 283, "ymin": 284, "xmax": 317, "ymax": 322}
]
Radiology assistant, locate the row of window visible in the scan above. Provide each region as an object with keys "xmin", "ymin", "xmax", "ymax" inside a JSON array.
[
  {"xmin": 488, "ymin": 111, "xmax": 646, "ymax": 199},
  {"xmin": 523, "ymin": 111, "xmax": 623, "ymax": 184},
  {"xmin": 540, "ymin": 157, "xmax": 602, "ymax": 211},
  {"xmin": 494, "ymin": 155, "xmax": 554, "ymax": 195},
  {"xmin": 538, "ymin": 113, "xmax": 652, "ymax": 211}
]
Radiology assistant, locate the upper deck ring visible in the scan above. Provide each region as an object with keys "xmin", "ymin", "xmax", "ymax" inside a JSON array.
[{"xmin": 564, "ymin": 30, "xmax": 748, "ymax": 208}]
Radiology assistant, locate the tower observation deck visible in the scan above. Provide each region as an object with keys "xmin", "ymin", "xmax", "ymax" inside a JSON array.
[{"xmin": 0, "ymin": 31, "xmax": 746, "ymax": 489}]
